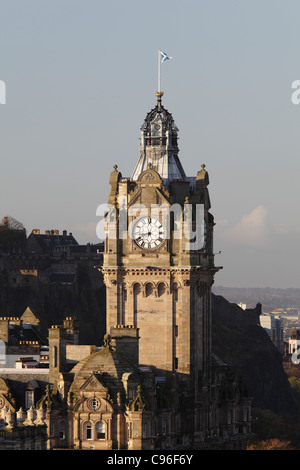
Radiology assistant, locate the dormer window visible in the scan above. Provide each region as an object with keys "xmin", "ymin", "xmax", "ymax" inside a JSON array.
[
  {"xmin": 128, "ymin": 387, "xmax": 135, "ymax": 400},
  {"xmin": 25, "ymin": 390, "xmax": 34, "ymax": 408}
]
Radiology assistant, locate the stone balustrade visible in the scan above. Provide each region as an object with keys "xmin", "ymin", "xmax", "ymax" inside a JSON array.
[{"xmin": 0, "ymin": 405, "xmax": 46, "ymax": 429}]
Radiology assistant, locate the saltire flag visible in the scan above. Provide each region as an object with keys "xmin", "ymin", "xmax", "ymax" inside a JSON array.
[{"xmin": 160, "ymin": 50, "xmax": 173, "ymax": 63}]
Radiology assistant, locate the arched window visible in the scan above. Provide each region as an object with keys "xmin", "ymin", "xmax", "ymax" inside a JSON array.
[
  {"xmin": 95, "ymin": 421, "xmax": 106, "ymax": 440},
  {"xmin": 133, "ymin": 283, "xmax": 141, "ymax": 295},
  {"xmin": 145, "ymin": 283, "xmax": 153, "ymax": 297},
  {"xmin": 83, "ymin": 421, "xmax": 93, "ymax": 440},
  {"xmin": 158, "ymin": 283, "xmax": 165, "ymax": 297}
]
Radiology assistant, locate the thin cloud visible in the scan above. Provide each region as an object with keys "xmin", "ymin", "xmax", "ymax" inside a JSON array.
[
  {"xmin": 223, "ymin": 205, "xmax": 268, "ymax": 246},
  {"xmin": 215, "ymin": 219, "xmax": 229, "ymax": 231}
]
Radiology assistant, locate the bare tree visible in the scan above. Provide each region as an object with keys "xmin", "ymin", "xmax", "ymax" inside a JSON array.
[{"xmin": 0, "ymin": 216, "xmax": 24, "ymax": 231}]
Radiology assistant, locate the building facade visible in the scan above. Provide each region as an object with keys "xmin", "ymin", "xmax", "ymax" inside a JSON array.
[
  {"xmin": 260, "ymin": 314, "xmax": 284, "ymax": 353},
  {"xmin": 0, "ymin": 91, "xmax": 252, "ymax": 450},
  {"xmin": 94, "ymin": 91, "xmax": 252, "ymax": 449}
]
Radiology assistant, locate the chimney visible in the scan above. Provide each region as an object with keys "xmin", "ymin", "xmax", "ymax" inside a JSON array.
[
  {"xmin": 48, "ymin": 325, "xmax": 67, "ymax": 383},
  {"xmin": 0, "ymin": 318, "xmax": 9, "ymax": 343},
  {"xmin": 63, "ymin": 316, "xmax": 79, "ymax": 345},
  {"xmin": 110, "ymin": 325, "xmax": 139, "ymax": 365}
]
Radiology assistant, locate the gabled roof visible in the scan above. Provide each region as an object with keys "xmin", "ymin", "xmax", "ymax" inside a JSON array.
[{"xmin": 20, "ymin": 307, "xmax": 39, "ymax": 326}]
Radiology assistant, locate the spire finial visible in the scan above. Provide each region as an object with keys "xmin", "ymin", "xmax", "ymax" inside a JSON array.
[
  {"xmin": 155, "ymin": 91, "xmax": 164, "ymax": 109},
  {"xmin": 155, "ymin": 91, "xmax": 164, "ymax": 99}
]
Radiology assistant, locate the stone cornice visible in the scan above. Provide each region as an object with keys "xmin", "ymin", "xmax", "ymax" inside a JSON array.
[{"xmin": 97, "ymin": 265, "xmax": 221, "ymax": 275}]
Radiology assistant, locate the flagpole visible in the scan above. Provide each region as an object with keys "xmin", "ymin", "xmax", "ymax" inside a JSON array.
[{"xmin": 158, "ymin": 49, "xmax": 161, "ymax": 92}]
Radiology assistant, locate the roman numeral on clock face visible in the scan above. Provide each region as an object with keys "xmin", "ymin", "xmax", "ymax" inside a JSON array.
[{"xmin": 133, "ymin": 217, "xmax": 165, "ymax": 250}]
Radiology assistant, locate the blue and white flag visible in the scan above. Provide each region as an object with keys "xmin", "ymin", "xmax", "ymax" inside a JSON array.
[
  {"xmin": 160, "ymin": 50, "xmax": 173, "ymax": 63},
  {"xmin": 157, "ymin": 50, "xmax": 173, "ymax": 93}
]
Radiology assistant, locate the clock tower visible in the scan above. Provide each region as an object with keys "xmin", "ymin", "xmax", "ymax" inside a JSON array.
[{"xmin": 99, "ymin": 91, "xmax": 220, "ymax": 403}]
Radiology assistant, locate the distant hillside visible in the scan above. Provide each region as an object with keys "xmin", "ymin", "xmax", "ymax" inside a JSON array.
[{"xmin": 213, "ymin": 286, "xmax": 300, "ymax": 311}]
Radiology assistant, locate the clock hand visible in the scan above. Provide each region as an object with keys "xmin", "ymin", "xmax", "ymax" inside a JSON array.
[{"xmin": 139, "ymin": 231, "xmax": 149, "ymax": 239}]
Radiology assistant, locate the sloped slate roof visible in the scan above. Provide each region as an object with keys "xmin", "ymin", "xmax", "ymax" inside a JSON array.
[
  {"xmin": 8, "ymin": 324, "xmax": 44, "ymax": 344},
  {"xmin": 132, "ymin": 97, "xmax": 186, "ymax": 184},
  {"xmin": 0, "ymin": 374, "xmax": 49, "ymax": 410},
  {"xmin": 27, "ymin": 232, "xmax": 78, "ymax": 253}
]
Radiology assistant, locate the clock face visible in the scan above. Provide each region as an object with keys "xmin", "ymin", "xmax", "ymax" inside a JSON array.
[{"xmin": 133, "ymin": 217, "xmax": 165, "ymax": 250}]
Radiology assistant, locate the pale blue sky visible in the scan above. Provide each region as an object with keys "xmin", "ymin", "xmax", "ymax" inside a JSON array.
[{"xmin": 0, "ymin": 0, "xmax": 300, "ymax": 288}]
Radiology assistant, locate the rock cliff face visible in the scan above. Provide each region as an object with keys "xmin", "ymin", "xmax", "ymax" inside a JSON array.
[
  {"xmin": 0, "ymin": 261, "xmax": 106, "ymax": 345},
  {"xmin": 211, "ymin": 294, "xmax": 298, "ymax": 417}
]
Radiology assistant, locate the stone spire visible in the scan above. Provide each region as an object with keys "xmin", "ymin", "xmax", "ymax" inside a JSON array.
[{"xmin": 131, "ymin": 92, "xmax": 186, "ymax": 185}]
